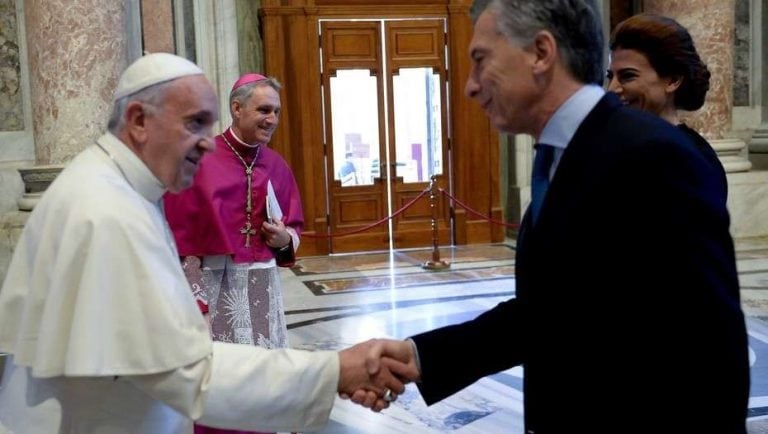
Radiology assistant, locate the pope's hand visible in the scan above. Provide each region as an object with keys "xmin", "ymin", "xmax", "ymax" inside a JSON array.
[{"xmin": 338, "ymin": 339, "xmax": 420, "ymax": 412}]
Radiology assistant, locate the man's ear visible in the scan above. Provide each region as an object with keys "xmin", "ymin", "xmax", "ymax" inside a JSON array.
[
  {"xmin": 231, "ymin": 100, "xmax": 242, "ymax": 120},
  {"xmin": 124, "ymin": 101, "xmax": 149, "ymax": 145},
  {"xmin": 530, "ymin": 30, "xmax": 557, "ymax": 75}
]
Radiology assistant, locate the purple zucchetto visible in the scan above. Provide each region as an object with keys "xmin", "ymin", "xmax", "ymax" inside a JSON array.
[{"xmin": 231, "ymin": 73, "xmax": 268, "ymax": 93}]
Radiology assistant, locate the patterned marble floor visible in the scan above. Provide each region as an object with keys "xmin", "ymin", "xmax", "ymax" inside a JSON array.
[{"xmin": 280, "ymin": 238, "xmax": 768, "ymax": 434}]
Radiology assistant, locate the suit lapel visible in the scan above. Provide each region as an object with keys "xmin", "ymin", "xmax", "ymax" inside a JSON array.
[
  {"xmin": 518, "ymin": 93, "xmax": 623, "ymax": 254},
  {"xmin": 537, "ymin": 93, "xmax": 623, "ymax": 218},
  {"xmin": 516, "ymin": 208, "xmax": 532, "ymax": 253}
]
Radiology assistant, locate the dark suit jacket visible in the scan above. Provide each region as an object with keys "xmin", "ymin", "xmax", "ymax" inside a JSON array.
[
  {"xmin": 678, "ymin": 123, "xmax": 729, "ymax": 203},
  {"xmin": 412, "ymin": 93, "xmax": 749, "ymax": 433}
]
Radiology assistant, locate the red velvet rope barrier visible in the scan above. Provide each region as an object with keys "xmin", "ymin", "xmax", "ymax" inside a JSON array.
[
  {"xmin": 301, "ymin": 188, "xmax": 431, "ymax": 238},
  {"xmin": 302, "ymin": 186, "xmax": 521, "ymax": 239},
  {"xmin": 439, "ymin": 188, "xmax": 521, "ymax": 229}
]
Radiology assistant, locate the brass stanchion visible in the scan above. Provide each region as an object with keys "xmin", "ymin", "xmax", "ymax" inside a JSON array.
[{"xmin": 422, "ymin": 176, "xmax": 450, "ymax": 270}]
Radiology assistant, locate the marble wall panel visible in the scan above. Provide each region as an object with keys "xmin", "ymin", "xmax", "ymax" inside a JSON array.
[
  {"xmin": 0, "ymin": 162, "xmax": 23, "ymax": 213},
  {"xmin": 236, "ymin": 0, "xmax": 263, "ymax": 74},
  {"xmin": 179, "ymin": 0, "xmax": 197, "ymax": 62},
  {"xmin": 764, "ymin": 1, "xmax": 768, "ymax": 121},
  {"xmin": 727, "ymin": 171, "xmax": 768, "ymax": 238},
  {"xmin": 0, "ymin": 210, "xmax": 26, "ymax": 291},
  {"xmin": 24, "ymin": 0, "xmax": 128, "ymax": 164},
  {"xmin": 141, "ymin": 0, "xmax": 175, "ymax": 54},
  {"xmin": 0, "ymin": 0, "xmax": 23, "ymax": 131},
  {"xmin": 733, "ymin": 0, "xmax": 749, "ymax": 106},
  {"xmin": 645, "ymin": 0, "xmax": 734, "ymax": 139}
]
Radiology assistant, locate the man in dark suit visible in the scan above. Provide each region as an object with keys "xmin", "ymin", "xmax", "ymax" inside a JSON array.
[{"xmin": 355, "ymin": 0, "xmax": 750, "ymax": 432}]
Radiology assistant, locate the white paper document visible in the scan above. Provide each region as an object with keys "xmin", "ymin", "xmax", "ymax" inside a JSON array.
[{"xmin": 266, "ymin": 180, "xmax": 283, "ymax": 223}]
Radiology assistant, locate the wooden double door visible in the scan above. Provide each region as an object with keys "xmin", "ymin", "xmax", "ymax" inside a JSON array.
[{"xmin": 320, "ymin": 18, "xmax": 452, "ymax": 253}]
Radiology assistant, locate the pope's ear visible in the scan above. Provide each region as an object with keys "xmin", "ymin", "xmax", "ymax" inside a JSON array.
[{"xmin": 124, "ymin": 101, "xmax": 149, "ymax": 144}]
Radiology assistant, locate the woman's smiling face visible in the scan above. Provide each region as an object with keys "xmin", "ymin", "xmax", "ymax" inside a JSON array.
[{"xmin": 607, "ymin": 47, "xmax": 679, "ymax": 117}]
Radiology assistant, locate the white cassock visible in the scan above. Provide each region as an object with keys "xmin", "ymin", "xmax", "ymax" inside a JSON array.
[{"xmin": 0, "ymin": 133, "xmax": 339, "ymax": 433}]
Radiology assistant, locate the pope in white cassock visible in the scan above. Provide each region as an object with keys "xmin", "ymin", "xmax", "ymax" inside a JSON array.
[{"xmin": 0, "ymin": 53, "xmax": 412, "ymax": 433}]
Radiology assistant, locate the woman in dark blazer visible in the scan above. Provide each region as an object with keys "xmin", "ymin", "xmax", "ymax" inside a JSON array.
[{"xmin": 607, "ymin": 13, "xmax": 727, "ymax": 202}]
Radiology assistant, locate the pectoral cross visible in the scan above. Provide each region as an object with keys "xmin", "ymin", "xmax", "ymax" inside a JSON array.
[
  {"xmin": 240, "ymin": 221, "xmax": 257, "ymax": 247},
  {"xmin": 222, "ymin": 133, "xmax": 261, "ymax": 249}
]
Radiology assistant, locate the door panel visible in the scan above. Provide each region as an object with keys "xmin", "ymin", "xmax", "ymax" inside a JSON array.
[
  {"xmin": 386, "ymin": 20, "xmax": 444, "ymax": 68},
  {"xmin": 322, "ymin": 22, "xmax": 380, "ymax": 69},
  {"xmin": 321, "ymin": 21, "xmax": 390, "ymax": 251},
  {"xmin": 321, "ymin": 18, "xmax": 450, "ymax": 253},
  {"xmin": 386, "ymin": 19, "xmax": 450, "ymax": 249}
]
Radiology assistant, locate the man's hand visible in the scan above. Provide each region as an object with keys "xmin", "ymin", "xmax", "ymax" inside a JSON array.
[
  {"xmin": 261, "ymin": 219, "xmax": 291, "ymax": 249},
  {"xmin": 338, "ymin": 339, "xmax": 421, "ymax": 412}
]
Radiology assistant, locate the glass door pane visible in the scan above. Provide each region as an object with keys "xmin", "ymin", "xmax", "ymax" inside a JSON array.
[
  {"xmin": 392, "ymin": 67, "xmax": 443, "ymax": 183},
  {"xmin": 330, "ymin": 69, "xmax": 381, "ymax": 186}
]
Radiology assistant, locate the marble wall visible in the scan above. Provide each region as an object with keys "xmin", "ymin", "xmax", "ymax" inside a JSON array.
[
  {"xmin": 0, "ymin": 0, "xmax": 23, "ymax": 131},
  {"xmin": 764, "ymin": 0, "xmax": 768, "ymax": 121},
  {"xmin": 645, "ymin": 0, "xmax": 734, "ymax": 140},
  {"xmin": 733, "ymin": 0, "xmax": 750, "ymax": 106},
  {"xmin": 24, "ymin": 0, "xmax": 128, "ymax": 164},
  {"xmin": 0, "ymin": 210, "xmax": 25, "ymax": 291},
  {"xmin": 141, "ymin": 0, "xmax": 175, "ymax": 54},
  {"xmin": 236, "ymin": 0, "xmax": 263, "ymax": 74},
  {"xmin": 728, "ymin": 172, "xmax": 768, "ymax": 238},
  {"xmin": 178, "ymin": 0, "xmax": 197, "ymax": 62},
  {"xmin": 0, "ymin": 0, "xmax": 30, "ymax": 217}
]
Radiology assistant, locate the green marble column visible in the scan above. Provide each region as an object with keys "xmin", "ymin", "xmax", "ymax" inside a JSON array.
[{"xmin": 236, "ymin": 0, "xmax": 263, "ymax": 74}]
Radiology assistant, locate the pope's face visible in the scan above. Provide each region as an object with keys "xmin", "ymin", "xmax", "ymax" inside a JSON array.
[
  {"xmin": 232, "ymin": 85, "xmax": 281, "ymax": 145},
  {"xmin": 142, "ymin": 75, "xmax": 219, "ymax": 193}
]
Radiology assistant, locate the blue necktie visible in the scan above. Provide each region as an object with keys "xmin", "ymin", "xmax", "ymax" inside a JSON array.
[{"xmin": 530, "ymin": 144, "xmax": 554, "ymax": 225}]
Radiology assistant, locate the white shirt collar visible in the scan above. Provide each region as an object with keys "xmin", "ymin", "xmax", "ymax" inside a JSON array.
[
  {"xmin": 228, "ymin": 127, "xmax": 259, "ymax": 148},
  {"xmin": 539, "ymin": 84, "xmax": 605, "ymax": 151},
  {"xmin": 96, "ymin": 132, "xmax": 167, "ymax": 203}
]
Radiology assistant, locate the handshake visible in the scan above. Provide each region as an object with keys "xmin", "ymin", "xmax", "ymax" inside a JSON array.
[{"xmin": 337, "ymin": 338, "xmax": 421, "ymax": 412}]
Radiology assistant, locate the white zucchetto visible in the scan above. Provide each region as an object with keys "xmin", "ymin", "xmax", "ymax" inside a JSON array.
[{"xmin": 113, "ymin": 52, "xmax": 204, "ymax": 101}]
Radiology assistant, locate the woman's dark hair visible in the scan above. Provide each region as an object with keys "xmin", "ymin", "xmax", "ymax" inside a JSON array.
[{"xmin": 610, "ymin": 13, "xmax": 710, "ymax": 111}]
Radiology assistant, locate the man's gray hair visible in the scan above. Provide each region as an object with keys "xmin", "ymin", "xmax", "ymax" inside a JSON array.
[
  {"xmin": 229, "ymin": 77, "xmax": 282, "ymax": 116},
  {"xmin": 107, "ymin": 81, "xmax": 172, "ymax": 133},
  {"xmin": 470, "ymin": 0, "xmax": 604, "ymax": 86}
]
